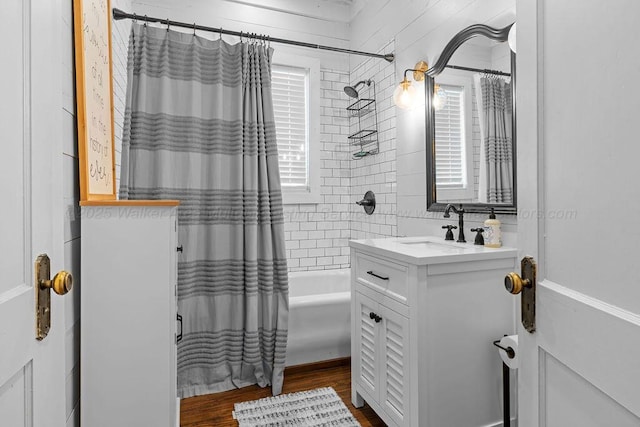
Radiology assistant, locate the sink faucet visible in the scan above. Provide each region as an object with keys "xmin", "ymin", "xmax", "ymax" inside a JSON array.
[{"xmin": 443, "ymin": 204, "xmax": 466, "ymax": 243}]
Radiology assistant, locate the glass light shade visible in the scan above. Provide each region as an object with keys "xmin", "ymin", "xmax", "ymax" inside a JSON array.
[
  {"xmin": 508, "ymin": 23, "xmax": 516, "ymax": 53},
  {"xmin": 393, "ymin": 79, "xmax": 417, "ymax": 109}
]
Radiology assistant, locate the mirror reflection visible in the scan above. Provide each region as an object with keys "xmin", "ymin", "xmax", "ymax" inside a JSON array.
[{"xmin": 434, "ymin": 40, "xmax": 513, "ymax": 205}]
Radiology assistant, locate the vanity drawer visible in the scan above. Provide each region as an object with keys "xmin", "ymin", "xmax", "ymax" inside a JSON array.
[{"xmin": 354, "ymin": 251, "xmax": 409, "ymax": 305}]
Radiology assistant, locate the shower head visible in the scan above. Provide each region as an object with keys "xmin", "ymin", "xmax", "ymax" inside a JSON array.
[
  {"xmin": 344, "ymin": 85, "xmax": 359, "ymax": 98},
  {"xmin": 343, "ymin": 80, "xmax": 372, "ymax": 98}
]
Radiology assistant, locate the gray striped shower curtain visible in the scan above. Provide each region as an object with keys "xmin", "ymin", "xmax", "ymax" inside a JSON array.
[
  {"xmin": 478, "ymin": 76, "xmax": 513, "ymax": 204},
  {"xmin": 120, "ymin": 24, "xmax": 288, "ymax": 398}
]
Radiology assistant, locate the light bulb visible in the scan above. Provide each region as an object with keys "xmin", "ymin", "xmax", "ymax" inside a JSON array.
[{"xmin": 393, "ymin": 78, "xmax": 417, "ymax": 110}]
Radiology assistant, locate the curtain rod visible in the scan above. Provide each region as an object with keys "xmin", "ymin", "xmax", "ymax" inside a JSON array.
[
  {"xmin": 112, "ymin": 8, "xmax": 395, "ymax": 63},
  {"xmin": 445, "ymin": 64, "xmax": 511, "ymax": 77}
]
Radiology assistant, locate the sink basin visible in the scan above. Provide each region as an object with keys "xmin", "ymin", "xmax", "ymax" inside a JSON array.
[
  {"xmin": 397, "ymin": 238, "xmax": 463, "ymax": 249},
  {"xmin": 399, "ymin": 240, "xmax": 459, "ymax": 250},
  {"xmin": 350, "ymin": 236, "xmax": 517, "ymax": 265},
  {"xmin": 395, "ymin": 239, "xmax": 471, "ymax": 254}
]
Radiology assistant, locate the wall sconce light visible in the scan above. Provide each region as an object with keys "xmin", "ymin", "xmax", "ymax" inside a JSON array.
[{"xmin": 393, "ymin": 60, "xmax": 428, "ymax": 110}]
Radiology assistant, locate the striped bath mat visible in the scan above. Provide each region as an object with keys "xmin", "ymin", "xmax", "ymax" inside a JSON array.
[{"xmin": 232, "ymin": 387, "xmax": 361, "ymax": 426}]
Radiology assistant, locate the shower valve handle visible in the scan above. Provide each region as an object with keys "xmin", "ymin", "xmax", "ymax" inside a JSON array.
[{"xmin": 369, "ymin": 312, "xmax": 382, "ymax": 323}]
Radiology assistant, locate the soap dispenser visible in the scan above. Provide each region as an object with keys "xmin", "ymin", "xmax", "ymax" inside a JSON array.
[{"xmin": 484, "ymin": 208, "xmax": 502, "ymax": 248}]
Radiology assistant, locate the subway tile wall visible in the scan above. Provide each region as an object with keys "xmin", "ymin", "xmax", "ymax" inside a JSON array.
[
  {"xmin": 284, "ymin": 69, "xmax": 352, "ymax": 272},
  {"xmin": 349, "ymin": 40, "xmax": 398, "ymax": 240},
  {"xmin": 286, "ymin": 41, "xmax": 399, "ymax": 272}
]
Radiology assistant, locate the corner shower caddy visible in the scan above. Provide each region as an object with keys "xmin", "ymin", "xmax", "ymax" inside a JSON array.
[{"xmin": 347, "ymin": 81, "xmax": 379, "ymax": 159}]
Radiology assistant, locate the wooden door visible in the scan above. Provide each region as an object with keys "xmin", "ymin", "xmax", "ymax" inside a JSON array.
[
  {"xmin": 516, "ymin": 0, "xmax": 640, "ymax": 425},
  {"xmin": 0, "ymin": 0, "xmax": 67, "ymax": 425}
]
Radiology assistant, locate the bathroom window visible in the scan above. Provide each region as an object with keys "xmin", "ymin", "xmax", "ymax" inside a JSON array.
[
  {"xmin": 434, "ymin": 77, "xmax": 475, "ymax": 201},
  {"xmin": 272, "ymin": 54, "xmax": 320, "ymax": 204}
]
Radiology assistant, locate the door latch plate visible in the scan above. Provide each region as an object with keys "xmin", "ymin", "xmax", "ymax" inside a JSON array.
[
  {"xmin": 35, "ymin": 254, "xmax": 51, "ymax": 340},
  {"xmin": 521, "ymin": 256, "xmax": 536, "ymax": 333}
]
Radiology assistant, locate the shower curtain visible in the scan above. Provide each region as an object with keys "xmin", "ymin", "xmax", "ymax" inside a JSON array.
[
  {"xmin": 120, "ymin": 24, "xmax": 289, "ymax": 398},
  {"xmin": 474, "ymin": 75, "xmax": 513, "ymax": 204}
]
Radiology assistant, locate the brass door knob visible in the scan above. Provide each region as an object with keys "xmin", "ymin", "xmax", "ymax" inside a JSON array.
[
  {"xmin": 504, "ymin": 272, "xmax": 531, "ymax": 295},
  {"xmin": 40, "ymin": 271, "xmax": 73, "ymax": 295}
]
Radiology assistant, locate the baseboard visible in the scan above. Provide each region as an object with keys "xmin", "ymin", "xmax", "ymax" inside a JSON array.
[{"xmin": 284, "ymin": 357, "xmax": 351, "ymax": 376}]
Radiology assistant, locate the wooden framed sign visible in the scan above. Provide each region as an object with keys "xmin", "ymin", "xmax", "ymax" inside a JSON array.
[{"xmin": 73, "ymin": 0, "xmax": 116, "ymax": 200}]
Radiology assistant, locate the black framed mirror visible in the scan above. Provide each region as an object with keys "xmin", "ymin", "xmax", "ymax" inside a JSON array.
[{"xmin": 425, "ymin": 24, "xmax": 516, "ymax": 214}]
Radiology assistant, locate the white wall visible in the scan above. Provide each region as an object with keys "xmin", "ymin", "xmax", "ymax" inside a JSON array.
[
  {"xmin": 61, "ymin": 0, "xmax": 80, "ymax": 425},
  {"xmin": 61, "ymin": 3, "xmax": 78, "ymax": 426},
  {"xmin": 350, "ymin": 0, "xmax": 517, "ymax": 246},
  {"xmin": 130, "ymin": 0, "xmax": 350, "ymax": 71}
]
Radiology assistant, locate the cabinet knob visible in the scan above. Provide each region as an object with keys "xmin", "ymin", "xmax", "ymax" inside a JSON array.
[
  {"xmin": 369, "ymin": 312, "xmax": 382, "ymax": 323},
  {"xmin": 176, "ymin": 245, "xmax": 183, "ymax": 253}
]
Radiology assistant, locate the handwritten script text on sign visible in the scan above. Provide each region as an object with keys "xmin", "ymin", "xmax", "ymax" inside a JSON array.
[{"xmin": 83, "ymin": 0, "xmax": 113, "ymax": 193}]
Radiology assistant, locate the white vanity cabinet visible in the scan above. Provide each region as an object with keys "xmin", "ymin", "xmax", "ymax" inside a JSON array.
[
  {"xmin": 80, "ymin": 201, "xmax": 180, "ymax": 427},
  {"xmin": 352, "ymin": 251, "xmax": 411, "ymax": 426},
  {"xmin": 350, "ymin": 237, "xmax": 518, "ymax": 427}
]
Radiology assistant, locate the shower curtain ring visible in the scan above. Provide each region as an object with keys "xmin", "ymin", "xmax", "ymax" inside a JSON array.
[
  {"xmin": 143, "ymin": 15, "xmax": 147, "ymax": 27},
  {"xmin": 193, "ymin": 22, "xmax": 196, "ymax": 35},
  {"xmin": 133, "ymin": 13, "xmax": 137, "ymax": 23},
  {"xmin": 166, "ymin": 18, "xmax": 170, "ymax": 31},
  {"xmin": 219, "ymin": 27, "xmax": 223, "ymax": 40}
]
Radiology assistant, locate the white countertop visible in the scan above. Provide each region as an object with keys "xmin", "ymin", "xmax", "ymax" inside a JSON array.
[{"xmin": 349, "ymin": 236, "xmax": 518, "ymax": 265}]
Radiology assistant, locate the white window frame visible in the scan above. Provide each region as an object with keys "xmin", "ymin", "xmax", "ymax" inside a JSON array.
[
  {"xmin": 434, "ymin": 74, "xmax": 475, "ymax": 202},
  {"xmin": 272, "ymin": 52, "xmax": 321, "ymax": 204}
]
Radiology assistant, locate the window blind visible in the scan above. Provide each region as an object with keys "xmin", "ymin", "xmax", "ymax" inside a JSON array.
[
  {"xmin": 434, "ymin": 84, "xmax": 466, "ymax": 189},
  {"xmin": 272, "ymin": 64, "xmax": 309, "ymax": 188}
]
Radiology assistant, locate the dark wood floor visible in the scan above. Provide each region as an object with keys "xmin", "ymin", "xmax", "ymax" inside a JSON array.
[{"xmin": 180, "ymin": 359, "xmax": 386, "ymax": 426}]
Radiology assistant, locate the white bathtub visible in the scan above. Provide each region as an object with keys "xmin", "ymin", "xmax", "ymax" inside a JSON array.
[{"xmin": 285, "ymin": 269, "xmax": 351, "ymax": 367}]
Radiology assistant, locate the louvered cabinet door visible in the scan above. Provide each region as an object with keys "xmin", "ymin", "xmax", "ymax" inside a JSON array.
[
  {"xmin": 354, "ymin": 291, "xmax": 380, "ymax": 401},
  {"xmin": 379, "ymin": 305, "xmax": 410, "ymax": 426}
]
